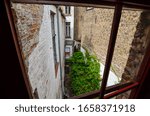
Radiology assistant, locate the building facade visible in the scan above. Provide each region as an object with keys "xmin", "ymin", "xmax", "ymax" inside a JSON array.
[
  {"xmin": 74, "ymin": 7, "xmax": 150, "ymax": 98},
  {"xmin": 62, "ymin": 6, "xmax": 74, "ymax": 59},
  {"xmin": 74, "ymin": 7, "xmax": 142, "ymax": 78},
  {"xmin": 12, "ymin": 3, "xmax": 66, "ymax": 99}
]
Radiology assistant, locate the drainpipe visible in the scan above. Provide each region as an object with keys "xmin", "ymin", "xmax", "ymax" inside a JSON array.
[{"xmin": 56, "ymin": 6, "xmax": 65, "ymax": 98}]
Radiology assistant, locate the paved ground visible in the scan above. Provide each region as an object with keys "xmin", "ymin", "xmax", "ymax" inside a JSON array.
[{"xmin": 100, "ymin": 63, "xmax": 121, "ymax": 87}]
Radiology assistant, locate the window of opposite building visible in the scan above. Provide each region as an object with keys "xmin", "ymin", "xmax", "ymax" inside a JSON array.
[
  {"xmin": 8, "ymin": 0, "xmax": 150, "ymax": 99},
  {"xmin": 65, "ymin": 47, "xmax": 70, "ymax": 53},
  {"xmin": 65, "ymin": 6, "xmax": 71, "ymax": 15},
  {"xmin": 66, "ymin": 22, "xmax": 71, "ymax": 38}
]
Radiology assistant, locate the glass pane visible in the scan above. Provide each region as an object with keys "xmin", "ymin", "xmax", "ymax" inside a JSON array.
[
  {"xmin": 11, "ymin": 2, "xmax": 114, "ymax": 98},
  {"xmin": 107, "ymin": 8, "xmax": 150, "ymax": 98},
  {"xmin": 11, "ymin": 0, "xmax": 150, "ymax": 99},
  {"xmin": 11, "ymin": 3, "xmax": 65, "ymax": 99},
  {"xmin": 108, "ymin": 8, "xmax": 142, "ymax": 86},
  {"xmin": 69, "ymin": 6, "xmax": 114, "ymax": 97},
  {"xmin": 12, "ymin": 0, "xmax": 150, "ymax": 99}
]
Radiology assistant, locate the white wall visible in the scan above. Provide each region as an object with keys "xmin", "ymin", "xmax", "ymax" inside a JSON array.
[{"xmin": 28, "ymin": 5, "xmax": 65, "ymax": 99}]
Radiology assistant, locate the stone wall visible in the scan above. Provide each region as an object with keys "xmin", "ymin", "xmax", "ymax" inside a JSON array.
[
  {"xmin": 12, "ymin": 3, "xmax": 64, "ymax": 99},
  {"xmin": 74, "ymin": 7, "xmax": 142, "ymax": 78},
  {"xmin": 122, "ymin": 11, "xmax": 150, "ymax": 81},
  {"xmin": 118, "ymin": 11, "xmax": 150, "ymax": 98},
  {"xmin": 75, "ymin": 7, "xmax": 150, "ymax": 98}
]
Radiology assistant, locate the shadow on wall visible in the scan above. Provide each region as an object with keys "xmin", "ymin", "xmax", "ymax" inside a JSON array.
[{"xmin": 82, "ymin": 35, "xmax": 94, "ymax": 53}]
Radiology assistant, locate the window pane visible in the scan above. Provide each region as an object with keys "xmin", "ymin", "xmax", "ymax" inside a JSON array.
[
  {"xmin": 66, "ymin": 22, "xmax": 71, "ymax": 37},
  {"xmin": 69, "ymin": 6, "xmax": 71, "ymax": 14},
  {"xmin": 65, "ymin": 47, "xmax": 70, "ymax": 52},
  {"xmin": 107, "ymin": 8, "xmax": 150, "ymax": 98},
  {"xmin": 65, "ymin": 6, "xmax": 67, "ymax": 14},
  {"xmin": 66, "ymin": 6, "xmax": 114, "ymax": 97}
]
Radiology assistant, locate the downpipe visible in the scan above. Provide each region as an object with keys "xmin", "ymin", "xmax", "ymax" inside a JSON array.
[{"xmin": 56, "ymin": 6, "xmax": 67, "ymax": 98}]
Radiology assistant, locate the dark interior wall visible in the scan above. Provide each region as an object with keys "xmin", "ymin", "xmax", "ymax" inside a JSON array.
[
  {"xmin": 138, "ymin": 66, "xmax": 150, "ymax": 99},
  {"xmin": 0, "ymin": 0, "xmax": 29, "ymax": 98}
]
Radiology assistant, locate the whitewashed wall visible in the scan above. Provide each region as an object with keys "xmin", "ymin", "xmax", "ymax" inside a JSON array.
[{"xmin": 28, "ymin": 5, "xmax": 64, "ymax": 99}]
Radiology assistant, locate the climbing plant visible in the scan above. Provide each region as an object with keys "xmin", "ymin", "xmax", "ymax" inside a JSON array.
[{"xmin": 67, "ymin": 50, "xmax": 101, "ymax": 96}]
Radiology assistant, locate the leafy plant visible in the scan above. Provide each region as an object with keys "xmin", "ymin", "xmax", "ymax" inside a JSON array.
[{"xmin": 67, "ymin": 50, "xmax": 101, "ymax": 96}]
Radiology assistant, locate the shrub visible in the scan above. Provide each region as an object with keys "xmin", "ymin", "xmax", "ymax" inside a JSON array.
[{"xmin": 67, "ymin": 50, "xmax": 101, "ymax": 96}]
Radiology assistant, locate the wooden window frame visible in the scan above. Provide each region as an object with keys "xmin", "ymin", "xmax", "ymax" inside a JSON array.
[
  {"xmin": 6, "ymin": 0, "xmax": 150, "ymax": 99},
  {"xmin": 65, "ymin": 47, "xmax": 70, "ymax": 53}
]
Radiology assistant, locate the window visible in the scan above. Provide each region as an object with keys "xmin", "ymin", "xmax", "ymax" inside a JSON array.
[
  {"xmin": 66, "ymin": 22, "xmax": 71, "ymax": 38},
  {"xmin": 65, "ymin": 40, "xmax": 74, "ymax": 45},
  {"xmin": 50, "ymin": 11, "xmax": 59, "ymax": 76},
  {"xmin": 65, "ymin": 6, "xmax": 71, "ymax": 15},
  {"xmin": 65, "ymin": 47, "xmax": 70, "ymax": 53},
  {"xmin": 65, "ymin": 47, "xmax": 70, "ymax": 58},
  {"xmin": 8, "ymin": 0, "xmax": 150, "ymax": 99}
]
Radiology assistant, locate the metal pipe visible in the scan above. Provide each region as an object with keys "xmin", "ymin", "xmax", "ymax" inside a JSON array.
[{"xmin": 56, "ymin": 6, "xmax": 65, "ymax": 98}]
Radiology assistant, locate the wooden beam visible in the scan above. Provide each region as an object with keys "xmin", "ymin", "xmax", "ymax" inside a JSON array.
[
  {"xmin": 11, "ymin": 0, "xmax": 150, "ymax": 10},
  {"xmin": 104, "ymin": 82, "xmax": 139, "ymax": 99},
  {"xmin": 99, "ymin": 0, "xmax": 122, "ymax": 98},
  {"xmin": 69, "ymin": 81, "xmax": 134, "ymax": 99}
]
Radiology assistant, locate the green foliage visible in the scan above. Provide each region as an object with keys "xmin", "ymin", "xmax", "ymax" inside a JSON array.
[{"xmin": 68, "ymin": 50, "xmax": 101, "ymax": 96}]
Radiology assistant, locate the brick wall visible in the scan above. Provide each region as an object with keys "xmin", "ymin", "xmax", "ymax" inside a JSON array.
[{"xmin": 12, "ymin": 4, "xmax": 44, "ymax": 68}]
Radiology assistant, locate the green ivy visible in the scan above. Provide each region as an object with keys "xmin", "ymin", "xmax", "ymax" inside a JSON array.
[{"xmin": 67, "ymin": 50, "xmax": 101, "ymax": 96}]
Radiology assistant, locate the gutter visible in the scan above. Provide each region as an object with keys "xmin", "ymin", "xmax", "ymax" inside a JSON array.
[{"xmin": 56, "ymin": 5, "xmax": 66, "ymax": 98}]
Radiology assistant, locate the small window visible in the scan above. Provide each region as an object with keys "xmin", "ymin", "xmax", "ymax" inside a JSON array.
[
  {"xmin": 65, "ymin": 6, "xmax": 71, "ymax": 15},
  {"xmin": 65, "ymin": 47, "xmax": 71, "ymax": 59},
  {"xmin": 66, "ymin": 22, "xmax": 71, "ymax": 38},
  {"xmin": 65, "ymin": 40, "xmax": 74, "ymax": 45},
  {"xmin": 50, "ymin": 11, "xmax": 59, "ymax": 77},
  {"xmin": 65, "ymin": 47, "xmax": 70, "ymax": 53}
]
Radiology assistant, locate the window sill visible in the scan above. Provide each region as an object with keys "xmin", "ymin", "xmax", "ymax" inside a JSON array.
[
  {"xmin": 65, "ymin": 14, "xmax": 71, "ymax": 16},
  {"xmin": 66, "ymin": 36, "xmax": 71, "ymax": 39}
]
